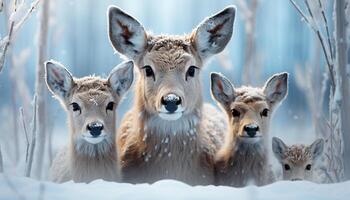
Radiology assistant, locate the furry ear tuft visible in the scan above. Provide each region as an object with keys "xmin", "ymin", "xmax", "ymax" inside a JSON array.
[
  {"xmin": 45, "ymin": 60, "xmax": 73, "ymax": 100},
  {"xmin": 210, "ymin": 72, "xmax": 235, "ymax": 108},
  {"xmin": 192, "ymin": 6, "xmax": 236, "ymax": 61},
  {"xmin": 108, "ymin": 61, "xmax": 134, "ymax": 97},
  {"xmin": 108, "ymin": 6, "xmax": 147, "ymax": 60}
]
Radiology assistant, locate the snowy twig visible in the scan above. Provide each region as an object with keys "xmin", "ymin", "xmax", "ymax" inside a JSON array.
[
  {"xmin": 20, "ymin": 107, "xmax": 30, "ymax": 163},
  {"xmin": 13, "ymin": 0, "xmax": 41, "ymax": 35},
  {"xmin": 0, "ymin": 0, "xmax": 41, "ymax": 73},
  {"xmin": 318, "ymin": 0, "xmax": 334, "ymax": 60},
  {"xmin": 25, "ymin": 95, "xmax": 37, "ymax": 177},
  {"xmin": 0, "ymin": 21, "xmax": 14, "ymax": 73},
  {"xmin": 289, "ymin": 0, "xmax": 336, "ymax": 91}
]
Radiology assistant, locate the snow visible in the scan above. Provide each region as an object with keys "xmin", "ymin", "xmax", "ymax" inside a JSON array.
[{"xmin": 0, "ymin": 174, "xmax": 349, "ymax": 200}]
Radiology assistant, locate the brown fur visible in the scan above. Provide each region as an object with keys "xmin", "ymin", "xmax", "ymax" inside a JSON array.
[
  {"xmin": 108, "ymin": 6, "xmax": 235, "ymax": 185},
  {"xmin": 272, "ymin": 137, "xmax": 324, "ymax": 181},
  {"xmin": 211, "ymin": 73, "xmax": 288, "ymax": 187},
  {"xmin": 47, "ymin": 61, "xmax": 134, "ymax": 183}
]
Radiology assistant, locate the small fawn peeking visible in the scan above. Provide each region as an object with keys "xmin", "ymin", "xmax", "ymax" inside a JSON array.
[
  {"xmin": 211, "ymin": 72, "xmax": 288, "ymax": 187},
  {"xmin": 46, "ymin": 60, "xmax": 134, "ymax": 183},
  {"xmin": 272, "ymin": 137, "xmax": 324, "ymax": 182}
]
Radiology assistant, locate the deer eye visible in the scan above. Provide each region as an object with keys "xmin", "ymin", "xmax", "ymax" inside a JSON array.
[
  {"xmin": 106, "ymin": 102, "xmax": 115, "ymax": 111},
  {"xmin": 284, "ymin": 164, "xmax": 291, "ymax": 170},
  {"xmin": 71, "ymin": 102, "xmax": 81, "ymax": 114},
  {"xmin": 231, "ymin": 109, "xmax": 240, "ymax": 118},
  {"xmin": 185, "ymin": 66, "xmax": 197, "ymax": 80},
  {"xmin": 261, "ymin": 108, "xmax": 269, "ymax": 117},
  {"xmin": 305, "ymin": 164, "xmax": 312, "ymax": 170},
  {"xmin": 143, "ymin": 65, "xmax": 155, "ymax": 80}
]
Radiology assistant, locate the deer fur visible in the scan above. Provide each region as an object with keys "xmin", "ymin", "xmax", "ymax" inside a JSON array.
[
  {"xmin": 211, "ymin": 72, "xmax": 288, "ymax": 187},
  {"xmin": 107, "ymin": 5, "xmax": 236, "ymax": 185},
  {"xmin": 272, "ymin": 137, "xmax": 324, "ymax": 182},
  {"xmin": 46, "ymin": 60, "xmax": 134, "ymax": 183}
]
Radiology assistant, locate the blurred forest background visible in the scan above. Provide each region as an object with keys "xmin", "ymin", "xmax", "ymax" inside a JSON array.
[{"xmin": 0, "ymin": 0, "xmax": 349, "ymax": 183}]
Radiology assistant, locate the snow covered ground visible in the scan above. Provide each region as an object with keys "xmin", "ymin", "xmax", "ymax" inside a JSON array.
[{"xmin": 0, "ymin": 174, "xmax": 349, "ymax": 200}]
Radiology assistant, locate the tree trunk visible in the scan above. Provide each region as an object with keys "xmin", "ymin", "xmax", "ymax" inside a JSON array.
[
  {"xmin": 34, "ymin": 0, "xmax": 50, "ymax": 179},
  {"xmin": 335, "ymin": 0, "xmax": 350, "ymax": 179},
  {"xmin": 0, "ymin": 144, "xmax": 3, "ymax": 173}
]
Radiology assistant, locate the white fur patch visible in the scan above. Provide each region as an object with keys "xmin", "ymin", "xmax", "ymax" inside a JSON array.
[
  {"xmin": 158, "ymin": 105, "xmax": 184, "ymax": 121},
  {"xmin": 75, "ymin": 132, "xmax": 113, "ymax": 157}
]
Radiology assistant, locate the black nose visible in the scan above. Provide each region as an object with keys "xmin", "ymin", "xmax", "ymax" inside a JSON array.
[
  {"xmin": 87, "ymin": 122, "xmax": 104, "ymax": 137},
  {"xmin": 161, "ymin": 94, "xmax": 182, "ymax": 113},
  {"xmin": 244, "ymin": 124, "xmax": 259, "ymax": 137},
  {"xmin": 291, "ymin": 178, "xmax": 302, "ymax": 181}
]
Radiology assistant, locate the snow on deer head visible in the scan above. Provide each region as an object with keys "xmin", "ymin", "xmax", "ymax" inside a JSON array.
[
  {"xmin": 272, "ymin": 137, "xmax": 324, "ymax": 181},
  {"xmin": 210, "ymin": 72, "xmax": 288, "ymax": 144},
  {"xmin": 107, "ymin": 6, "xmax": 235, "ymax": 122},
  {"xmin": 45, "ymin": 60, "xmax": 133, "ymax": 155}
]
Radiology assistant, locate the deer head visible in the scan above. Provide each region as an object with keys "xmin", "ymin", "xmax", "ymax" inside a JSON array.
[{"xmin": 107, "ymin": 6, "xmax": 236, "ymax": 122}]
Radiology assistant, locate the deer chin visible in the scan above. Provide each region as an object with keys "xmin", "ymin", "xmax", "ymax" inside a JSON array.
[
  {"xmin": 158, "ymin": 106, "xmax": 184, "ymax": 121},
  {"xmin": 82, "ymin": 132, "xmax": 107, "ymax": 144},
  {"xmin": 238, "ymin": 133, "xmax": 263, "ymax": 144}
]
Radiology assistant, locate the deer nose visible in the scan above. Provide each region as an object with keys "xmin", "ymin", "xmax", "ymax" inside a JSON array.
[
  {"xmin": 87, "ymin": 122, "xmax": 104, "ymax": 137},
  {"xmin": 244, "ymin": 124, "xmax": 259, "ymax": 137},
  {"xmin": 161, "ymin": 94, "xmax": 182, "ymax": 113}
]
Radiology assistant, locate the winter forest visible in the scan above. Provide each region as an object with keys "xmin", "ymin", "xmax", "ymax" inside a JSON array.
[{"xmin": 0, "ymin": 0, "xmax": 350, "ymax": 199}]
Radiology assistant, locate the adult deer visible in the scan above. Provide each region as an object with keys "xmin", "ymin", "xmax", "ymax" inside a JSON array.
[{"xmin": 107, "ymin": 5, "xmax": 236, "ymax": 185}]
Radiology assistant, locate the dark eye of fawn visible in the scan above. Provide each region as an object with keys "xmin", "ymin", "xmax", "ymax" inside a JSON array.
[
  {"xmin": 232, "ymin": 109, "xmax": 240, "ymax": 117},
  {"xmin": 305, "ymin": 164, "xmax": 312, "ymax": 170},
  {"xmin": 106, "ymin": 102, "xmax": 115, "ymax": 111},
  {"xmin": 284, "ymin": 164, "xmax": 291, "ymax": 170},
  {"xmin": 71, "ymin": 102, "xmax": 81, "ymax": 113},
  {"xmin": 261, "ymin": 108, "xmax": 269, "ymax": 117},
  {"xmin": 186, "ymin": 66, "xmax": 197, "ymax": 80},
  {"xmin": 143, "ymin": 65, "xmax": 155, "ymax": 80}
]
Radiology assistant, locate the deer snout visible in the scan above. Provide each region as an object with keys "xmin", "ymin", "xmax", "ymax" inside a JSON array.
[
  {"xmin": 161, "ymin": 94, "xmax": 182, "ymax": 113},
  {"xmin": 87, "ymin": 122, "xmax": 104, "ymax": 137},
  {"xmin": 243, "ymin": 124, "xmax": 259, "ymax": 137}
]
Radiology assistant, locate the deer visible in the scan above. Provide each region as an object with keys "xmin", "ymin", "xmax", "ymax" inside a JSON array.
[
  {"xmin": 272, "ymin": 137, "xmax": 324, "ymax": 182},
  {"xmin": 107, "ymin": 5, "xmax": 236, "ymax": 185},
  {"xmin": 210, "ymin": 72, "xmax": 288, "ymax": 187},
  {"xmin": 46, "ymin": 60, "xmax": 134, "ymax": 183}
]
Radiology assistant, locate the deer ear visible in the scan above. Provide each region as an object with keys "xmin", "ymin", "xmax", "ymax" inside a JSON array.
[
  {"xmin": 108, "ymin": 6, "xmax": 147, "ymax": 60},
  {"xmin": 263, "ymin": 72, "xmax": 288, "ymax": 107},
  {"xmin": 310, "ymin": 139, "xmax": 324, "ymax": 161},
  {"xmin": 210, "ymin": 72, "xmax": 235, "ymax": 108},
  {"xmin": 272, "ymin": 137, "xmax": 287, "ymax": 162},
  {"xmin": 191, "ymin": 6, "xmax": 236, "ymax": 61},
  {"xmin": 108, "ymin": 61, "xmax": 134, "ymax": 97},
  {"xmin": 45, "ymin": 60, "xmax": 74, "ymax": 100}
]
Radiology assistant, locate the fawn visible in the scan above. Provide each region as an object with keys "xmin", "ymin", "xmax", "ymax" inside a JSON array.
[
  {"xmin": 211, "ymin": 72, "xmax": 288, "ymax": 187},
  {"xmin": 46, "ymin": 60, "xmax": 134, "ymax": 183},
  {"xmin": 272, "ymin": 137, "xmax": 324, "ymax": 182}
]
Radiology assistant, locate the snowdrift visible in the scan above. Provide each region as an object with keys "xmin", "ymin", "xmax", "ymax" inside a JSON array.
[{"xmin": 0, "ymin": 174, "xmax": 348, "ymax": 200}]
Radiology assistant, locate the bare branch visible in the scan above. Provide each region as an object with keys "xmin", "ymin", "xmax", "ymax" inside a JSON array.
[
  {"xmin": 25, "ymin": 95, "xmax": 37, "ymax": 177},
  {"xmin": 0, "ymin": 0, "xmax": 3, "ymax": 12},
  {"xmin": 20, "ymin": 107, "xmax": 30, "ymax": 163},
  {"xmin": 289, "ymin": 0, "xmax": 336, "ymax": 91},
  {"xmin": 0, "ymin": 21, "xmax": 14, "ymax": 73},
  {"xmin": 318, "ymin": 0, "xmax": 334, "ymax": 60},
  {"xmin": 0, "ymin": 0, "xmax": 41, "ymax": 73},
  {"xmin": 13, "ymin": 0, "xmax": 41, "ymax": 35}
]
